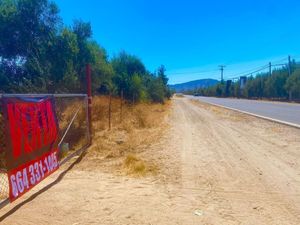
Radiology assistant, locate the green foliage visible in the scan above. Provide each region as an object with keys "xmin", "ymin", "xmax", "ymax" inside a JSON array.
[
  {"xmin": 0, "ymin": 0, "xmax": 60, "ymax": 92},
  {"xmin": 148, "ymin": 78, "xmax": 165, "ymax": 103},
  {"xmin": 285, "ymin": 68, "xmax": 300, "ymax": 98},
  {"xmin": 130, "ymin": 73, "xmax": 143, "ymax": 102},
  {"xmin": 111, "ymin": 51, "xmax": 146, "ymax": 99},
  {"xmin": 111, "ymin": 52, "xmax": 170, "ymax": 103},
  {"xmin": 188, "ymin": 64, "xmax": 300, "ymax": 101},
  {"xmin": 264, "ymin": 70, "xmax": 288, "ymax": 98},
  {"xmin": 0, "ymin": 0, "xmax": 170, "ymax": 103},
  {"xmin": 157, "ymin": 65, "xmax": 171, "ymax": 99}
]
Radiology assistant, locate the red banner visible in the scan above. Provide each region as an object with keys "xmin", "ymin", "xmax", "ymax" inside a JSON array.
[{"xmin": 1, "ymin": 96, "xmax": 59, "ymax": 202}]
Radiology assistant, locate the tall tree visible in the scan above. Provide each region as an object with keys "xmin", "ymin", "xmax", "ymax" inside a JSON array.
[
  {"xmin": 285, "ymin": 68, "xmax": 300, "ymax": 99},
  {"xmin": 0, "ymin": 0, "xmax": 60, "ymax": 92},
  {"xmin": 112, "ymin": 51, "xmax": 146, "ymax": 101}
]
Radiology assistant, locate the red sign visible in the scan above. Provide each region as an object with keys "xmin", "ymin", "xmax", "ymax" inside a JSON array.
[{"xmin": 2, "ymin": 96, "xmax": 59, "ymax": 202}]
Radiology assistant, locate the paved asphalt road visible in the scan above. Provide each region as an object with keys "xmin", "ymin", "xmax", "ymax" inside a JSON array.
[{"xmin": 189, "ymin": 96, "xmax": 300, "ymax": 127}]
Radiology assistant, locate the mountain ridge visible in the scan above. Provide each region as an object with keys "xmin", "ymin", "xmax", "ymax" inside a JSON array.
[{"xmin": 169, "ymin": 79, "xmax": 219, "ymax": 92}]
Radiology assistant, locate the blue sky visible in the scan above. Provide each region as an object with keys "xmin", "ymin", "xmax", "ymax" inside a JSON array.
[{"xmin": 55, "ymin": 0, "xmax": 300, "ymax": 84}]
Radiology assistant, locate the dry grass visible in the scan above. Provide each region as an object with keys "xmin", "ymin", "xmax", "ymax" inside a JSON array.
[
  {"xmin": 123, "ymin": 154, "xmax": 146, "ymax": 175},
  {"xmin": 84, "ymin": 96, "xmax": 170, "ymax": 176},
  {"xmin": 0, "ymin": 96, "xmax": 169, "ymax": 199},
  {"xmin": 123, "ymin": 153, "xmax": 159, "ymax": 176},
  {"xmin": 54, "ymin": 97, "xmax": 89, "ymax": 160}
]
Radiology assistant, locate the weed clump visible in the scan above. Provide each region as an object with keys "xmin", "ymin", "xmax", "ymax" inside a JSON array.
[{"xmin": 124, "ymin": 154, "xmax": 146, "ymax": 175}]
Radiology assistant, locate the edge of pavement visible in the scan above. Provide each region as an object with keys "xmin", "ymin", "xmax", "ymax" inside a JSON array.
[{"xmin": 189, "ymin": 97, "xmax": 300, "ymax": 129}]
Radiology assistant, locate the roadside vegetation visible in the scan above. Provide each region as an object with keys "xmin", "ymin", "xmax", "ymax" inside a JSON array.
[
  {"xmin": 0, "ymin": 0, "xmax": 172, "ymax": 182},
  {"xmin": 0, "ymin": 0, "xmax": 171, "ymax": 103},
  {"xmin": 185, "ymin": 61, "xmax": 300, "ymax": 101},
  {"xmin": 83, "ymin": 96, "xmax": 170, "ymax": 176}
]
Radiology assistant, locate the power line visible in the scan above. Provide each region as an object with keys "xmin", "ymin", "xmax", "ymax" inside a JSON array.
[
  {"xmin": 272, "ymin": 57, "xmax": 288, "ymax": 64},
  {"xmin": 224, "ymin": 58, "xmax": 288, "ymax": 79},
  {"xmin": 227, "ymin": 65, "xmax": 269, "ymax": 80},
  {"xmin": 166, "ymin": 69, "xmax": 218, "ymax": 75},
  {"xmin": 226, "ymin": 57, "xmax": 293, "ymax": 80},
  {"xmin": 290, "ymin": 54, "xmax": 300, "ymax": 59},
  {"xmin": 272, "ymin": 63, "xmax": 286, "ymax": 67},
  {"xmin": 227, "ymin": 64, "xmax": 269, "ymax": 78},
  {"xmin": 226, "ymin": 59, "xmax": 290, "ymax": 80},
  {"xmin": 167, "ymin": 55, "xmax": 297, "ymax": 81}
]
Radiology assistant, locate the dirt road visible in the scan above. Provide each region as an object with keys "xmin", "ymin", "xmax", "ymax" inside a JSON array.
[{"xmin": 0, "ymin": 97, "xmax": 300, "ymax": 224}]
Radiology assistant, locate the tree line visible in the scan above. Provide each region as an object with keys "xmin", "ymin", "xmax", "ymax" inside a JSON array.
[
  {"xmin": 186, "ymin": 60, "xmax": 300, "ymax": 101},
  {"xmin": 0, "ymin": 0, "xmax": 171, "ymax": 103}
]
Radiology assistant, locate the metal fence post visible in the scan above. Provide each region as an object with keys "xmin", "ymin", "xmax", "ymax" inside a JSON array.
[{"xmin": 86, "ymin": 64, "xmax": 92, "ymax": 144}]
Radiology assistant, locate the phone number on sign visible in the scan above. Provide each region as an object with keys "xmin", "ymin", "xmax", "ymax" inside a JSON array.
[{"xmin": 9, "ymin": 151, "xmax": 58, "ymax": 199}]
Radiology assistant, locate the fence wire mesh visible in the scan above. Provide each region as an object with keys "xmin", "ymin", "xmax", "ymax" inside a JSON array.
[{"xmin": 0, "ymin": 94, "xmax": 90, "ymax": 205}]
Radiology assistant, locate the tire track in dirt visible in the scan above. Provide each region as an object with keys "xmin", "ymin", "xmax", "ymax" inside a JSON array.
[
  {"xmin": 168, "ymin": 97, "xmax": 300, "ymax": 224},
  {"xmin": 0, "ymin": 97, "xmax": 299, "ymax": 225}
]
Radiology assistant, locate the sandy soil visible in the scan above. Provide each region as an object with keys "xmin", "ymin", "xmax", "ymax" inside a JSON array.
[{"xmin": 0, "ymin": 97, "xmax": 300, "ymax": 224}]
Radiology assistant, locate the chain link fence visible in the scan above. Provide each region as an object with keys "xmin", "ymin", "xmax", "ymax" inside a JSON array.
[{"xmin": 0, "ymin": 94, "xmax": 90, "ymax": 206}]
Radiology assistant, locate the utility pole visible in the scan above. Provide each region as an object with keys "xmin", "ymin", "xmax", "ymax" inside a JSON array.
[
  {"xmin": 269, "ymin": 62, "xmax": 272, "ymax": 76},
  {"xmin": 219, "ymin": 65, "xmax": 226, "ymax": 83},
  {"xmin": 288, "ymin": 55, "xmax": 291, "ymax": 76},
  {"xmin": 288, "ymin": 55, "xmax": 292, "ymax": 101}
]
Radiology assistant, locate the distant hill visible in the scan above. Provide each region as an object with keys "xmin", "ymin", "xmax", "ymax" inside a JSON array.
[{"xmin": 169, "ymin": 79, "xmax": 219, "ymax": 92}]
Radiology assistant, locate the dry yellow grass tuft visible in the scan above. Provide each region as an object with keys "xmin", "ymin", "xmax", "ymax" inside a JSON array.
[
  {"xmin": 124, "ymin": 154, "xmax": 146, "ymax": 175},
  {"xmin": 123, "ymin": 153, "xmax": 159, "ymax": 176}
]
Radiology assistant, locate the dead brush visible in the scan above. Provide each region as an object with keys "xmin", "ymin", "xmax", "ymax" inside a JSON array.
[
  {"xmin": 123, "ymin": 154, "xmax": 146, "ymax": 175},
  {"xmin": 92, "ymin": 96, "xmax": 122, "ymax": 131},
  {"xmin": 135, "ymin": 108, "xmax": 148, "ymax": 128},
  {"xmin": 88, "ymin": 96, "xmax": 170, "ymax": 175},
  {"xmin": 123, "ymin": 153, "xmax": 159, "ymax": 176},
  {"xmin": 131, "ymin": 103, "xmax": 169, "ymax": 129},
  {"xmin": 51, "ymin": 97, "xmax": 90, "ymax": 161}
]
